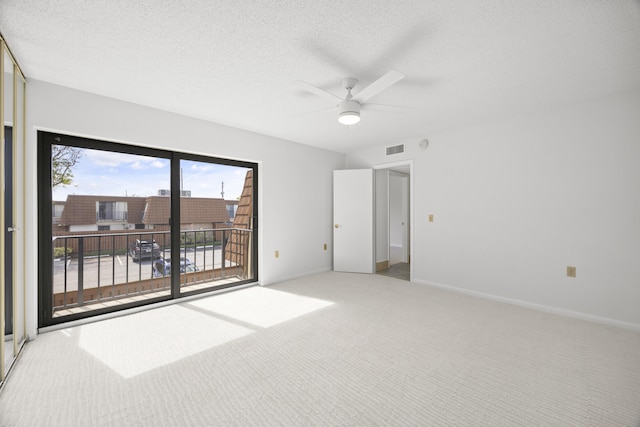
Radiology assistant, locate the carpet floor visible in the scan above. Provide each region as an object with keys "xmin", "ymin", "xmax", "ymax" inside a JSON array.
[{"xmin": 1, "ymin": 272, "xmax": 639, "ymax": 426}]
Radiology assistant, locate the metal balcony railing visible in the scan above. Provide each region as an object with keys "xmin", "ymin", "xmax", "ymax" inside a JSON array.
[{"xmin": 51, "ymin": 228, "xmax": 252, "ymax": 314}]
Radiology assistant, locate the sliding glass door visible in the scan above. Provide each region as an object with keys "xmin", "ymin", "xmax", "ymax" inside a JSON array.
[
  {"xmin": 1, "ymin": 37, "xmax": 27, "ymax": 383},
  {"xmin": 38, "ymin": 132, "xmax": 258, "ymax": 327}
]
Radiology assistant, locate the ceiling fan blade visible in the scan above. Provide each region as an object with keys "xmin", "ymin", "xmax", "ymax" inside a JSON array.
[
  {"xmin": 362, "ymin": 103, "xmax": 416, "ymax": 112},
  {"xmin": 293, "ymin": 80, "xmax": 342, "ymax": 103},
  {"xmin": 295, "ymin": 106, "xmax": 336, "ymax": 116},
  {"xmin": 353, "ymin": 71, "xmax": 405, "ymax": 102}
]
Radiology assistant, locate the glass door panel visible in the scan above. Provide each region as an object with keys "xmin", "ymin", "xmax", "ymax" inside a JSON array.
[
  {"xmin": 3, "ymin": 126, "xmax": 13, "ymax": 372},
  {"xmin": 2, "ymin": 47, "xmax": 14, "ymax": 378},
  {"xmin": 47, "ymin": 141, "xmax": 172, "ymax": 320},
  {"xmin": 178, "ymin": 159, "xmax": 255, "ymax": 294}
]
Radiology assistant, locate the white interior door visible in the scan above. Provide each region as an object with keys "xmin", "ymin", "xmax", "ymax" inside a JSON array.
[
  {"xmin": 389, "ymin": 173, "xmax": 403, "ymax": 265},
  {"xmin": 387, "ymin": 171, "xmax": 410, "ymax": 266},
  {"xmin": 333, "ymin": 169, "xmax": 374, "ymax": 273},
  {"xmin": 401, "ymin": 174, "xmax": 409, "ymax": 263}
]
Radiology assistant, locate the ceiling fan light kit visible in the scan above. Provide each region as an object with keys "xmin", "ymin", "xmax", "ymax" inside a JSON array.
[{"xmin": 338, "ymin": 100, "xmax": 361, "ymax": 125}]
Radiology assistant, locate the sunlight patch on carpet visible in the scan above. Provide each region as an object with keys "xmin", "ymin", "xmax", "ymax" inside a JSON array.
[
  {"xmin": 75, "ymin": 304, "xmax": 253, "ymax": 378},
  {"xmin": 187, "ymin": 286, "xmax": 334, "ymax": 328}
]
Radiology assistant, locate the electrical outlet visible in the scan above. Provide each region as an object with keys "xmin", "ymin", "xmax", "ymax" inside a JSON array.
[
  {"xmin": 566, "ymin": 266, "xmax": 576, "ymax": 278},
  {"xmin": 275, "ymin": 250, "xmax": 279, "ymax": 259},
  {"xmin": 323, "ymin": 243, "xmax": 327, "ymax": 250}
]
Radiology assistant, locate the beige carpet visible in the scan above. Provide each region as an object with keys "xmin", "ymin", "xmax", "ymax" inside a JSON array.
[{"xmin": 1, "ymin": 272, "xmax": 640, "ymax": 426}]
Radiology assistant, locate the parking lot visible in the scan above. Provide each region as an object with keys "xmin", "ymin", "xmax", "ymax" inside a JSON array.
[{"xmin": 53, "ymin": 246, "xmax": 232, "ymax": 293}]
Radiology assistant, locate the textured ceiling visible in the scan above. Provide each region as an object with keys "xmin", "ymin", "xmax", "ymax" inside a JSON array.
[{"xmin": 1, "ymin": 1, "xmax": 640, "ymax": 153}]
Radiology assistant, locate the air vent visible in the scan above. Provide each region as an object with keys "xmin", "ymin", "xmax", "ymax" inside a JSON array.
[{"xmin": 386, "ymin": 144, "xmax": 404, "ymax": 155}]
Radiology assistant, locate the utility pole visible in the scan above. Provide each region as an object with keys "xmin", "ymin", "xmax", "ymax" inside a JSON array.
[{"xmin": 221, "ymin": 180, "xmax": 225, "ymax": 199}]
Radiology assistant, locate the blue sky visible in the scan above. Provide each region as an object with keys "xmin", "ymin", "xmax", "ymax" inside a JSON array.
[{"xmin": 52, "ymin": 147, "xmax": 250, "ymax": 201}]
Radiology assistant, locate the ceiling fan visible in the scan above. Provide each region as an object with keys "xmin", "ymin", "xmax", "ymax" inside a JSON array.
[{"xmin": 294, "ymin": 71, "xmax": 406, "ymax": 125}]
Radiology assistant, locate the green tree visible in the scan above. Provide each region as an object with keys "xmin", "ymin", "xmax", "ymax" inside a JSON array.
[{"xmin": 52, "ymin": 145, "xmax": 82, "ymax": 188}]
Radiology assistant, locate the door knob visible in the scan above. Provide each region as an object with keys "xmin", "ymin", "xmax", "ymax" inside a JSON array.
[{"xmin": 335, "ymin": 224, "xmax": 339, "ymax": 228}]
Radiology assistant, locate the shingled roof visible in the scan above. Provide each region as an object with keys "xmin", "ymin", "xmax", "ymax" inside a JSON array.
[
  {"xmin": 59, "ymin": 195, "xmax": 146, "ymax": 226},
  {"xmin": 226, "ymin": 170, "xmax": 253, "ymax": 267},
  {"xmin": 181, "ymin": 197, "xmax": 229, "ymax": 224},
  {"xmin": 143, "ymin": 196, "xmax": 229, "ymax": 225},
  {"xmin": 59, "ymin": 194, "xmax": 229, "ymax": 227},
  {"xmin": 142, "ymin": 196, "xmax": 170, "ymax": 225}
]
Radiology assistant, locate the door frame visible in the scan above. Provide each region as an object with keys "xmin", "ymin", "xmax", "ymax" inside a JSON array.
[{"xmin": 374, "ymin": 160, "xmax": 413, "ymax": 281}]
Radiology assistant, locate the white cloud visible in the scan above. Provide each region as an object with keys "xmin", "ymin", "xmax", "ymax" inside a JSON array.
[
  {"xmin": 86, "ymin": 150, "xmax": 128, "ymax": 167},
  {"xmin": 85, "ymin": 149, "xmax": 165, "ymax": 170},
  {"xmin": 190, "ymin": 164, "xmax": 214, "ymax": 172}
]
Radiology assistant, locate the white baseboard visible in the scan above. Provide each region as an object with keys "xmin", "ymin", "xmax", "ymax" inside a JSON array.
[{"xmin": 413, "ymin": 278, "xmax": 640, "ymax": 332}]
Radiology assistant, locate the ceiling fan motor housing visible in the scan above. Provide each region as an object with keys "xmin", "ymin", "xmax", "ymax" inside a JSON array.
[{"xmin": 338, "ymin": 99, "xmax": 361, "ymax": 115}]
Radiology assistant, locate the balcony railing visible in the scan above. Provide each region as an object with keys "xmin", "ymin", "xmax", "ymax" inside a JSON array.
[{"xmin": 51, "ymin": 228, "xmax": 252, "ymax": 316}]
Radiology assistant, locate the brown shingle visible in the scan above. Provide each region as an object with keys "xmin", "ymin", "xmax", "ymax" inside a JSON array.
[
  {"xmin": 181, "ymin": 197, "xmax": 230, "ymax": 224},
  {"xmin": 59, "ymin": 194, "xmax": 229, "ymax": 228},
  {"xmin": 59, "ymin": 195, "xmax": 146, "ymax": 226},
  {"xmin": 143, "ymin": 196, "xmax": 170, "ymax": 225},
  {"xmin": 143, "ymin": 196, "xmax": 229, "ymax": 226},
  {"xmin": 226, "ymin": 170, "xmax": 253, "ymax": 267}
]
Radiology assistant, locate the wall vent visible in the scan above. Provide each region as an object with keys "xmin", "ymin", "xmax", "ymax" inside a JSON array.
[{"xmin": 386, "ymin": 144, "xmax": 404, "ymax": 155}]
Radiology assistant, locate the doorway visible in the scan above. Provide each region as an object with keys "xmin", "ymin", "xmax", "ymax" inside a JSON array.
[{"xmin": 374, "ymin": 163, "xmax": 411, "ymax": 281}]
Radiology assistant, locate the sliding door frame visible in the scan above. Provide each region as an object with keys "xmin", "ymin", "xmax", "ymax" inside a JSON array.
[{"xmin": 37, "ymin": 131, "xmax": 258, "ymax": 328}]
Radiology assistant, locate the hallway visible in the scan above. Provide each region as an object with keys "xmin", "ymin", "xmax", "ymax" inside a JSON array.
[{"xmin": 377, "ymin": 262, "xmax": 410, "ymax": 281}]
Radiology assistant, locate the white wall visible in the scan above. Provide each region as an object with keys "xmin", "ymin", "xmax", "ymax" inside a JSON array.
[
  {"xmin": 347, "ymin": 89, "xmax": 640, "ymax": 329},
  {"xmin": 24, "ymin": 80, "xmax": 345, "ymax": 337},
  {"xmin": 3, "ymin": 76, "xmax": 11, "ymax": 122}
]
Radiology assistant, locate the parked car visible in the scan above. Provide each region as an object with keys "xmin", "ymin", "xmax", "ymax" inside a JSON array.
[
  {"xmin": 152, "ymin": 257, "xmax": 199, "ymax": 277},
  {"xmin": 129, "ymin": 239, "xmax": 161, "ymax": 261}
]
